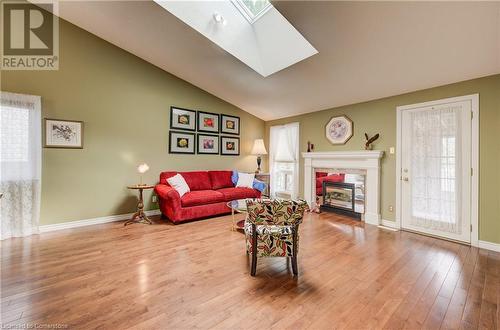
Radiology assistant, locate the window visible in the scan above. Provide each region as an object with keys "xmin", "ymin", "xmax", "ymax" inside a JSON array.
[
  {"xmin": 1, "ymin": 92, "xmax": 42, "ymax": 239},
  {"xmin": 231, "ymin": 0, "xmax": 272, "ymax": 23},
  {"xmin": 269, "ymin": 123, "xmax": 299, "ymax": 199},
  {"xmin": 1, "ymin": 106, "xmax": 30, "ymax": 162}
]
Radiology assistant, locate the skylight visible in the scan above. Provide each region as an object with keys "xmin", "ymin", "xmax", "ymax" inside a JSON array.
[
  {"xmin": 155, "ymin": 0, "xmax": 318, "ymax": 77},
  {"xmin": 232, "ymin": 0, "xmax": 272, "ymax": 23}
]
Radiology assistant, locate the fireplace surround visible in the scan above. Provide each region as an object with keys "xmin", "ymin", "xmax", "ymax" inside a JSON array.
[{"xmin": 303, "ymin": 151, "xmax": 384, "ymax": 225}]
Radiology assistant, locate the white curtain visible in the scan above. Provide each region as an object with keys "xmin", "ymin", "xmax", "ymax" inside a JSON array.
[
  {"xmin": 0, "ymin": 92, "xmax": 42, "ymax": 240},
  {"xmin": 269, "ymin": 122, "xmax": 299, "ymax": 199},
  {"xmin": 409, "ymin": 105, "xmax": 462, "ymax": 234}
]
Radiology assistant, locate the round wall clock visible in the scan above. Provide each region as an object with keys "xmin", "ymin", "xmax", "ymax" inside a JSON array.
[{"xmin": 325, "ymin": 115, "xmax": 353, "ymax": 145}]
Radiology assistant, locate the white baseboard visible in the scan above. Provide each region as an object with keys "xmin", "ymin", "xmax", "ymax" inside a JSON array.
[
  {"xmin": 378, "ymin": 219, "xmax": 399, "ymax": 231},
  {"xmin": 364, "ymin": 212, "xmax": 381, "ymax": 226},
  {"xmin": 39, "ymin": 209, "xmax": 162, "ymax": 233},
  {"xmin": 478, "ymin": 240, "xmax": 500, "ymax": 253}
]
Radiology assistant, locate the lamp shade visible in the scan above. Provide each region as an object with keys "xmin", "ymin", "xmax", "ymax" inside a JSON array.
[
  {"xmin": 137, "ymin": 163, "xmax": 150, "ymax": 174},
  {"xmin": 251, "ymin": 139, "xmax": 267, "ymax": 155}
]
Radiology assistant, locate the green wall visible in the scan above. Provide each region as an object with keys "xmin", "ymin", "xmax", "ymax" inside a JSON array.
[
  {"xmin": 266, "ymin": 74, "xmax": 500, "ymax": 244},
  {"xmin": 2, "ymin": 12, "xmax": 498, "ymax": 245},
  {"xmin": 1, "ymin": 19, "xmax": 265, "ymax": 225}
]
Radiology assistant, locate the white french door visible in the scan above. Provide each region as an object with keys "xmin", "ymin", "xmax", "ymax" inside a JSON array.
[{"xmin": 399, "ymin": 96, "xmax": 476, "ymax": 243}]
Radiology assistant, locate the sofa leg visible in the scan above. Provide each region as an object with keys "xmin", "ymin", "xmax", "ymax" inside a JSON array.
[{"xmin": 251, "ymin": 224, "xmax": 257, "ymax": 276}]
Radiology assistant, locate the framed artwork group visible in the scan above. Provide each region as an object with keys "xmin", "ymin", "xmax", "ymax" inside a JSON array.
[{"xmin": 169, "ymin": 106, "xmax": 240, "ymax": 155}]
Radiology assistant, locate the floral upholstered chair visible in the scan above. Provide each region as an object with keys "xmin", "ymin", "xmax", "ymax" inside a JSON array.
[{"xmin": 244, "ymin": 198, "xmax": 309, "ymax": 276}]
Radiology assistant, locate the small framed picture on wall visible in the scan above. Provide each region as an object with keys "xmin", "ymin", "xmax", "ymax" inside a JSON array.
[
  {"xmin": 220, "ymin": 136, "xmax": 240, "ymax": 156},
  {"xmin": 197, "ymin": 134, "xmax": 219, "ymax": 154},
  {"xmin": 197, "ymin": 111, "xmax": 219, "ymax": 133},
  {"xmin": 170, "ymin": 106, "xmax": 196, "ymax": 131},
  {"xmin": 220, "ymin": 114, "xmax": 240, "ymax": 135},
  {"xmin": 44, "ymin": 118, "xmax": 84, "ymax": 149},
  {"xmin": 169, "ymin": 131, "xmax": 196, "ymax": 154}
]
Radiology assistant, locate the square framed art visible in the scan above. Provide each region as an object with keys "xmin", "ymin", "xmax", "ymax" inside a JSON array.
[
  {"xmin": 220, "ymin": 114, "xmax": 240, "ymax": 135},
  {"xmin": 220, "ymin": 136, "xmax": 240, "ymax": 156},
  {"xmin": 197, "ymin": 111, "xmax": 219, "ymax": 133},
  {"xmin": 44, "ymin": 118, "xmax": 84, "ymax": 149},
  {"xmin": 170, "ymin": 106, "xmax": 196, "ymax": 131},
  {"xmin": 197, "ymin": 134, "xmax": 219, "ymax": 154},
  {"xmin": 169, "ymin": 131, "xmax": 196, "ymax": 154}
]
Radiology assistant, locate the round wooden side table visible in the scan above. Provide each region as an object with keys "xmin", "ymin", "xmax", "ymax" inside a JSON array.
[{"xmin": 125, "ymin": 184, "xmax": 155, "ymax": 226}]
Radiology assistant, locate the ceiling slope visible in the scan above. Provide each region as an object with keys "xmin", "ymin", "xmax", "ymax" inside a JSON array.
[{"xmin": 54, "ymin": 1, "xmax": 500, "ymax": 120}]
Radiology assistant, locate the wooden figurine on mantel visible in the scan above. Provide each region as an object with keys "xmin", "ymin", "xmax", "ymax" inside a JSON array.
[
  {"xmin": 364, "ymin": 133, "xmax": 380, "ymax": 150},
  {"xmin": 307, "ymin": 141, "xmax": 315, "ymax": 152}
]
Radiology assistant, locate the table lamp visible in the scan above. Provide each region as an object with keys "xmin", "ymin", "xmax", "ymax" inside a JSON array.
[
  {"xmin": 250, "ymin": 139, "xmax": 267, "ymax": 173},
  {"xmin": 137, "ymin": 163, "xmax": 150, "ymax": 186}
]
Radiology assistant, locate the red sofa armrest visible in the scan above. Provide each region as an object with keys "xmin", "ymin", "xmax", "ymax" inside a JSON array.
[{"xmin": 155, "ymin": 184, "xmax": 181, "ymax": 208}]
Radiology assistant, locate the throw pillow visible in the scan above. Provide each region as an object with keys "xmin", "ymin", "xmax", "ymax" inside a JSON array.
[
  {"xmin": 236, "ymin": 172, "xmax": 255, "ymax": 189},
  {"xmin": 166, "ymin": 173, "xmax": 190, "ymax": 197},
  {"xmin": 232, "ymin": 170, "xmax": 267, "ymax": 192}
]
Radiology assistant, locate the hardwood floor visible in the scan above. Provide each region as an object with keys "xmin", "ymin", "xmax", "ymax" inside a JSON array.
[{"xmin": 1, "ymin": 212, "xmax": 499, "ymax": 329}]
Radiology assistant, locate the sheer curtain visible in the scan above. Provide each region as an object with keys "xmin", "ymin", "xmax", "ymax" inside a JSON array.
[
  {"xmin": 409, "ymin": 105, "xmax": 462, "ymax": 235},
  {"xmin": 269, "ymin": 122, "xmax": 299, "ymax": 199},
  {"xmin": 1, "ymin": 92, "xmax": 42, "ymax": 240}
]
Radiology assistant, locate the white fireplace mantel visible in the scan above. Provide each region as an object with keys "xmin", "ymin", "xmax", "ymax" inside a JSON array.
[{"xmin": 302, "ymin": 150, "xmax": 384, "ymax": 226}]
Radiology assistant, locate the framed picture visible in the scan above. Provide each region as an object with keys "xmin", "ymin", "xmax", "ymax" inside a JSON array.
[
  {"xmin": 170, "ymin": 106, "xmax": 196, "ymax": 131},
  {"xmin": 325, "ymin": 115, "xmax": 353, "ymax": 145},
  {"xmin": 220, "ymin": 114, "xmax": 240, "ymax": 135},
  {"xmin": 220, "ymin": 136, "xmax": 240, "ymax": 156},
  {"xmin": 44, "ymin": 119, "xmax": 83, "ymax": 149},
  {"xmin": 169, "ymin": 131, "xmax": 196, "ymax": 154},
  {"xmin": 197, "ymin": 111, "xmax": 219, "ymax": 133},
  {"xmin": 197, "ymin": 134, "xmax": 219, "ymax": 154}
]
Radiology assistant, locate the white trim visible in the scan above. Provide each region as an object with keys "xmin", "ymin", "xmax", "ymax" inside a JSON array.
[
  {"xmin": 302, "ymin": 150, "xmax": 384, "ymax": 160},
  {"xmin": 478, "ymin": 240, "xmax": 500, "ymax": 253},
  {"xmin": 470, "ymin": 95, "xmax": 479, "ymax": 247},
  {"xmin": 39, "ymin": 209, "xmax": 161, "ymax": 233},
  {"xmin": 302, "ymin": 150, "xmax": 384, "ymax": 226},
  {"xmin": 395, "ymin": 94, "xmax": 479, "ymax": 245},
  {"xmin": 380, "ymin": 219, "xmax": 399, "ymax": 230},
  {"xmin": 378, "ymin": 219, "xmax": 399, "ymax": 231}
]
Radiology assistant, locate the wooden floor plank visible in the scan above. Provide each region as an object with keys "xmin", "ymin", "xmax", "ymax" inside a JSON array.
[{"xmin": 1, "ymin": 212, "xmax": 499, "ymax": 329}]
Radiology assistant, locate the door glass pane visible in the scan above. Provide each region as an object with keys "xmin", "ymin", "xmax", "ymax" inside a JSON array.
[{"xmin": 409, "ymin": 105, "xmax": 462, "ymax": 234}]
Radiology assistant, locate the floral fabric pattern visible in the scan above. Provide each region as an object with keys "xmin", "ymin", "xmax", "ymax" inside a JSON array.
[{"xmin": 244, "ymin": 199, "xmax": 308, "ymax": 258}]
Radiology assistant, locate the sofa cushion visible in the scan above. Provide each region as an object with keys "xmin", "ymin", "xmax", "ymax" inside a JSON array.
[
  {"xmin": 208, "ymin": 171, "xmax": 234, "ymax": 190},
  {"xmin": 181, "ymin": 190, "xmax": 225, "ymax": 207},
  {"xmin": 160, "ymin": 171, "xmax": 212, "ymax": 191},
  {"xmin": 179, "ymin": 171, "xmax": 212, "ymax": 191},
  {"xmin": 217, "ymin": 187, "xmax": 259, "ymax": 201},
  {"xmin": 316, "ymin": 173, "xmax": 345, "ymax": 188}
]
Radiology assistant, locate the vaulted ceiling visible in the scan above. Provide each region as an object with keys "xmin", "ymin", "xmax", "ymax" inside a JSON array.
[{"xmin": 54, "ymin": 1, "xmax": 500, "ymax": 120}]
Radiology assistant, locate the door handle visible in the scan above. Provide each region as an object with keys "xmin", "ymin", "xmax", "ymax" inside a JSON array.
[{"xmin": 402, "ymin": 177, "xmax": 409, "ymax": 182}]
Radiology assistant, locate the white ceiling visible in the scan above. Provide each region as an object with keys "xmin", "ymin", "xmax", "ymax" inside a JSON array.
[{"xmin": 54, "ymin": 1, "xmax": 500, "ymax": 121}]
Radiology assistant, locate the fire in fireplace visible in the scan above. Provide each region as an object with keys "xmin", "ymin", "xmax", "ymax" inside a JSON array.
[{"xmin": 321, "ymin": 181, "xmax": 362, "ymax": 219}]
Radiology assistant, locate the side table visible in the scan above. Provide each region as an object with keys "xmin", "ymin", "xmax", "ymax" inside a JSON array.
[{"xmin": 125, "ymin": 184, "xmax": 155, "ymax": 226}]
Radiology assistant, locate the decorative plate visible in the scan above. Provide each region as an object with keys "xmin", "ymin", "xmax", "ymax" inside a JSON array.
[{"xmin": 325, "ymin": 115, "xmax": 353, "ymax": 145}]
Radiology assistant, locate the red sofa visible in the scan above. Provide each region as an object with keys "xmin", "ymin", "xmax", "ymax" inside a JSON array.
[
  {"xmin": 155, "ymin": 170, "xmax": 261, "ymax": 223},
  {"xmin": 316, "ymin": 172, "xmax": 345, "ymax": 195}
]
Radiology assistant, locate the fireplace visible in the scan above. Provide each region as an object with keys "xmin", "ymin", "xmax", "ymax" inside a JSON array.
[
  {"xmin": 321, "ymin": 180, "xmax": 362, "ymax": 219},
  {"xmin": 302, "ymin": 151, "xmax": 384, "ymax": 225}
]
